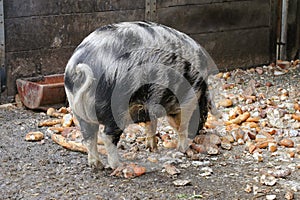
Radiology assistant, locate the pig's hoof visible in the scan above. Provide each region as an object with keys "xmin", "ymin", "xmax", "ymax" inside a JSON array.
[
  {"xmin": 108, "ymin": 156, "xmax": 121, "ymax": 170},
  {"xmin": 177, "ymin": 143, "xmax": 189, "ymax": 153},
  {"xmin": 146, "ymin": 137, "xmax": 158, "ymax": 152},
  {"xmin": 110, "ymin": 163, "xmax": 126, "ymax": 176},
  {"xmin": 88, "ymin": 157, "xmax": 104, "ymax": 170}
]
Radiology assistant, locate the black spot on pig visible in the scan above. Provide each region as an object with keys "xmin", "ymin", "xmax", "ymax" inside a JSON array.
[
  {"xmin": 122, "ymin": 31, "xmax": 143, "ymax": 50},
  {"xmin": 118, "ymin": 52, "xmax": 131, "ymax": 60},
  {"xmin": 64, "ymin": 70, "xmax": 74, "ymax": 93},
  {"xmin": 188, "ymin": 80, "xmax": 209, "ymax": 137},
  {"xmin": 163, "ymin": 53, "xmax": 177, "ymax": 65},
  {"xmin": 95, "ymin": 24, "xmax": 117, "ymax": 32},
  {"xmin": 135, "ymin": 22, "xmax": 156, "ymax": 37},
  {"xmin": 183, "ymin": 61, "xmax": 196, "ymax": 84},
  {"xmin": 104, "ymin": 126, "xmax": 123, "ymax": 145}
]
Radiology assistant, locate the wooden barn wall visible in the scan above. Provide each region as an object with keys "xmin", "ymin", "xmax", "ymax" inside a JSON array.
[
  {"xmin": 286, "ymin": 0, "xmax": 300, "ymax": 60},
  {"xmin": 154, "ymin": 0, "xmax": 277, "ymax": 70},
  {"xmin": 2, "ymin": 0, "xmax": 278, "ymax": 99},
  {"xmin": 3, "ymin": 0, "xmax": 145, "ymax": 98}
]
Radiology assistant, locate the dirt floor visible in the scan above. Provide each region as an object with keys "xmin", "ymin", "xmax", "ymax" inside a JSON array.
[{"xmin": 0, "ymin": 61, "xmax": 300, "ymax": 200}]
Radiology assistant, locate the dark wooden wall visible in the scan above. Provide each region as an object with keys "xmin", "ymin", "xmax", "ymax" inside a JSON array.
[
  {"xmin": 286, "ymin": 0, "xmax": 300, "ymax": 60},
  {"xmin": 2, "ymin": 0, "xmax": 280, "ymax": 99}
]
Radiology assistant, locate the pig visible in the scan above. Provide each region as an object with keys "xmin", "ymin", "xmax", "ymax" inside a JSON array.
[{"xmin": 64, "ymin": 21, "xmax": 218, "ymax": 170}]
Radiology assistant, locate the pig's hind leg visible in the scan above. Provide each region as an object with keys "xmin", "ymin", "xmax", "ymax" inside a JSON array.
[
  {"xmin": 77, "ymin": 118, "xmax": 104, "ymax": 169},
  {"xmin": 99, "ymin": 126, "xmax": 123, "ymax": 169}
]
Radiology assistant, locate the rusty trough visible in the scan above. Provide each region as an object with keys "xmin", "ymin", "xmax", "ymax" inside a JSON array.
[{"xmin": 16, "ymin": 74, "xmax": 66, "ymax": 109}]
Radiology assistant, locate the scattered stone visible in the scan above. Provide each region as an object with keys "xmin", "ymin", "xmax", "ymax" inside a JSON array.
[
  {"xmin": 279, "ymin": 138, "xmax": 294, "ymax": 148},
  {"xmin": 0, "ymin": 103, "xmax": 16, "ymax": 109},
  {"xmin": 247, "ymin": 131, "xmax": 257, "ymax": 140},
  {"xmin": 255, "ymin": 67, "xmax": 263, "ymax": 75},
  {"xmin": 164, "ymin": 164, "xmax": 181, "ymax": 175},
  {"xmin": 218, "ymin": 99, "xmax": 233, "ymax": 108},
  {"xmin": 292, "ymin": 114, "xmax": 300, "ymax": 121},
  {"xmin": 223, "ymin": 83, "xmax": 235, "ymax": 90},
  {"xmin": 285, "ymin": 190, "xmax": 294, "ymax": 200},
  {"xmin": 223, "ymin": 72, "xmax": 231, "ymax": 80},
  {"xmin": 208, "ymin": 134, "xmax": 221, "ymax": 145},
  {"xmin": 268, "ymin": 142, "xmax": 277, "ymax": 152},
  {"xmin": 113, "ymin": 163, "xmax": 146, "ymax": 179},
  {"xmin": 246, "ymin": 117, "xmax": 260, "ymax": 123},
  {"xmin": 274, "ymin": 70, "xmax": 285, "ymax": 76},
  {"xmin": 25, "ymin": 131, "xmax": 44, "ymax": 141},
  {"xmin": 253, "ymin": 152, "xmax": 263, "ymax": 162},
  {"xmin": 260, "ymin": 174, "xmax": 277, "ymax": 186},
  {"xmin": 225, "ymin": 112, "xmax": 250, "ymax": 125},
  {"xmin": 221, "ymin": 141, "xmax": 232, "ymax": 150},
  {"xmin": 199, "ymin": 167, "xmax": 213, "ymax": 176},
  {"xmin": 266, "ymin": 82, "xmax": 273, "ymax": 87},
  {"xmin": 237, "ymin": 138, "xmax": 244, "ymax": 145},
  {"xmin": 191, "ymin": 143, "xmax": 206, "ymax": 154},
  {"xmin": 46, "ymin": 107, "xmax": 56, "ymax": 116},
  {"xmin": 267, "ymin": 168, "xmax": 291, "ymax": 178},
  {"xmin": 58, "ymin": 107, "xmax": 69, "ymax": 114},
  {"xmin": 249, "ymin": 144, "xmax": 257, "ymax": 154},
  {"xmin": 163, "ymin": 140, "xmax": 178, "ymax": 149},
  {"xmin": 62, "ymin": 113, "xmax": 73, "ymax": 127},
  {"xmin": 243, "ymin": 79, "xmax": 256, "ymax": 96},
  {"xmin": 147, "ymin": 156, "xmax": 158, "ymax": 163},
  {"xmin": 289, "ymin": 129, "xmax": 299, "ymax": 137},
  {"xmin": 51, "ymin": 133, "xmax": 88, "ymax": 153},
  {"xmin": 266, "ymin": 194, "xmax": 276, "ymax": 200},
  {"xmin": 191, "ymin": 161, "xmax": 210, "ymax": 167},
  {"xmin": 231, "ymin": 129, "xmax": 244, "ymax": 141},
  {"xmin": 38, "ymin": 118, "xmax": 62, "ymax": 127},
  {"xmin": 244, "ymin": 184, "xmax": 252, "ymax": 193},
  {"xmin": 206, "ymin": 145, "xmax": 219, "ymax": 155},
  {"xmin": 173, "ymin": 179, "xmax": 191, "ymax": 186},
  {"xmin": 222, "ymin": 135, "xmax": 235, "ymax": 143},
  {"xmin": 193, "ymin": 135, "xmax": 206, "ymax": 144},
  {"xmin": 294, "ymin": 103, "xmax": 300, "ymax": 111}
]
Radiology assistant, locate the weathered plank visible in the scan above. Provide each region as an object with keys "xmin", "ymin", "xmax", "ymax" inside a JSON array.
[
  {"xmin": 6, "ymin": 47, "xmax": 74, "ymax": 96},
  {"xmin": 157, "ymin": 0, "xmax": 270, "ymax": 34},
  {"xmin": 286, "ymin": 0, "xmax": 300, "ymax": 59},
  {"xmin": 192, "ymin": 27, "xmax": 271, "ymax": 70},
  {"xmin": 4, "ymin": 0, "xmax": 145, "ymax": 18},
  {"xmin": 157, "ymin": 0, "xmax": 241, "ymax": 8},
  {"xmin": 5, "ymin": 9, "xmax": 145, "ymax": 52},
  {"xmin": 96, "ymin": 0, "xmax": 145, "ymax": 11}
]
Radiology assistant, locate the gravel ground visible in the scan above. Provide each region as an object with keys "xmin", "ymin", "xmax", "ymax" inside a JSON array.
[{"xmin": 0, "ymin": 61, "xmax": 299, "ymax": 200}]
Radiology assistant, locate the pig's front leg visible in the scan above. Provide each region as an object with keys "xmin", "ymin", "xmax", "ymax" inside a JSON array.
[{"xmin": 145, "ymin": 119, "xmax": 158, "ymax": 151}]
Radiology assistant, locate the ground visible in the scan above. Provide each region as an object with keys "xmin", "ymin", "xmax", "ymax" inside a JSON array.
[{"xmin": 0, "ymin": 62, "xmax": 299, "ymax": 200}]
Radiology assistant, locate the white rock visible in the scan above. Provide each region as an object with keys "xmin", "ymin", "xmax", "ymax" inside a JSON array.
[
  {"xmin": 199, "ymin": 167, "xmax": 213, "ymax": 176},
  {"xmin": 289, "ymin": 129, "xmax": 299, "ymax": 137},
  {"xmin": 260, "ymin": 174, "xmax": 277, "ymax": 186},
  {"xmin": 274, "ymin": 70, "xmax": 285, "ymax": 76},
  {"xmin": 191, "ymin": 161, "xmax": 210, "ymax": 167},
  {"xmin": 253, "ymin": 152, "xmax": 263, "ymax": 162},
  {"xmin": 266, "ymin": 194, "xmax": 276, "ymax": 200},
  {"xmin": 173, "ymin": 179, "xmax": 191, "ymax": 186}
]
